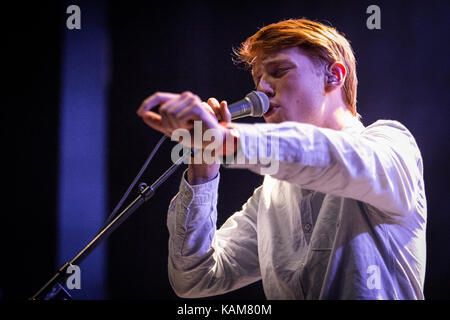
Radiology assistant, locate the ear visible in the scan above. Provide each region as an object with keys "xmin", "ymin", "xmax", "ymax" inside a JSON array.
[{"xmin": 324, "ymin": 62, "xmax": 346, "ymax": 92}]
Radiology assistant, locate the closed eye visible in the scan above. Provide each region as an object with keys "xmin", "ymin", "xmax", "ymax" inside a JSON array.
[
  {"xmin": 253, "ymin": 68, "xmax": 290, "ymax": 88},
  {"xmin": 271, "ymin": 67, "xmax": 291, "ymax": 78},
  {"xmin": 252, "ymin": 62, "xmax": 294, "ymax": 89}
]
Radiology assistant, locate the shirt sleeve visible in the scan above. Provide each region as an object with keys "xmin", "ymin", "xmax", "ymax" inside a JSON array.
[
  {"xmin": 167, "ymin": 169, "xmax": 262, "ymax": 298},
  {"xmin": 224, "ymin": 120, "xmax": 424, "ymax": 217}
]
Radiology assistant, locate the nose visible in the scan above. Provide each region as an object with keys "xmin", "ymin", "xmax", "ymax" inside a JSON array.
[{"xmin": 257, "ymin": 77, "xmax": 274, "ymax": 97}]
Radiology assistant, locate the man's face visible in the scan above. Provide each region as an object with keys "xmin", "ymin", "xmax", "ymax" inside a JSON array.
[{"xmin": 252, "ymin": 47, "xmax": 327, "ymax": 125}]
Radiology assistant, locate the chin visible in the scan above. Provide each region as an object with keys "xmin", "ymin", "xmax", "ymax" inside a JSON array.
[{"xmin": 264, "ymin": 118, "xmax": 283, "ymax": 124}]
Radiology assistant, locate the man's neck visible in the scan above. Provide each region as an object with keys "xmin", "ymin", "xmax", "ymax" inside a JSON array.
[{"xmin": 321, "ymin": 102, "xmax": 360, "ymax": 131}]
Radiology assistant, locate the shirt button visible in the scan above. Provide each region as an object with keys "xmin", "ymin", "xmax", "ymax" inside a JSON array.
[{"xmin": 304, "ymin": 223, "xmax": 312, "ymax": 232}]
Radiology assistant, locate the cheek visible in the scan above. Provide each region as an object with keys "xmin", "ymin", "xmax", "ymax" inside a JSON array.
[
  {"xmin": 277, "ymin": 73, "xmax": 323, "ymax": 121},
  {"xmin": 281, "ymin": 77, "xmax": 313, "ymax": 107},
  {"xmin": 278, "ymin": 75, "xmax": 302, "ymax": 101}
]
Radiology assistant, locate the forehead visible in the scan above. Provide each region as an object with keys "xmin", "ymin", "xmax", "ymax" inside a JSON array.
[{"xmin": 251, "ymin": 47, "xmax": 314, "ymax": 75}]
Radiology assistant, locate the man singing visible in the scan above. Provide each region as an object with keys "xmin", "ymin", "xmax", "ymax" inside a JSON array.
[{"xmin": 137, "ymin": 19, "xmax": 426, "ymax": 299}]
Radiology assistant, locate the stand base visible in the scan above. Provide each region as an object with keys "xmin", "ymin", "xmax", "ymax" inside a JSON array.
[{"xmin": 43, "ymin": 282, "xmax": 72, "ymax": 300}]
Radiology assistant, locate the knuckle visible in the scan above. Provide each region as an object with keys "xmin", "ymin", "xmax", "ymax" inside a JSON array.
[
  {"xmin": 192, "ymin": 95, "xmax": 202, "ymax": 104},
  {"xmin": 185, "ymin": 95, "xmax": 195, "ymax": 103},
  {"xmin": 143, "ymin": 92, "xmax": 160, "ymax": 105},
  {"xmin": 160, "ymin": 106, "xmax": 170, "ymax": 115},
  {"xmin": 141, "ymin": 97, "xmax": 151, "ymax": 107}
]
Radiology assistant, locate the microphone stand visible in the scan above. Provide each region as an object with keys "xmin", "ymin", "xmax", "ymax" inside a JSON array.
[{"xmin": 30, "ymin": 151, "xmax": 190, "ymax": 300}]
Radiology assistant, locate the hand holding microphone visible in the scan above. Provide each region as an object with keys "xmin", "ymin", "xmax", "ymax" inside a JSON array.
[
  {"xmin": 137, "ymin": 90, "xmax": 269, "ymax": 149},
  {"xmin": 137, "ymin": 90, "xmax": 268, "ymax": 185}
]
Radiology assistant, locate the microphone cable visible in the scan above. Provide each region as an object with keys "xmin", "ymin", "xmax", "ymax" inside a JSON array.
[{"xmin": 98, "ymin": 134, "xmax": 168, "ymax": 232}]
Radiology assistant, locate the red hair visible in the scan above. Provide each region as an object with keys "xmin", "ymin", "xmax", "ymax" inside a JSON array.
[{"xmin": 234, "ymin": 19, "xmax": 358, "ymax": 116}]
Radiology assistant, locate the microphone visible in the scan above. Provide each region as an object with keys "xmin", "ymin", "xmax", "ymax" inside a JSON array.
[{"xmin": 228, "ymin": 91, "xmax": 269, "ymax": 120}]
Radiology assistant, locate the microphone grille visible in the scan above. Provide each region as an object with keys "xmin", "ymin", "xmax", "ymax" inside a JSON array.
[{"xmin": 246, "ymin": 91, "xmax": 269, "ymax": 117}]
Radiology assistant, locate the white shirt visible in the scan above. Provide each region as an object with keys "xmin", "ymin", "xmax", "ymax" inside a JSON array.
[{"xmin": 166, "ymin": 119, "xmax": 427, "ymax": 299}]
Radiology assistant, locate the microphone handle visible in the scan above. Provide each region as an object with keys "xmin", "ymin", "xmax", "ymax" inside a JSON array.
[{"xmin": 228, "ymin": 97, "xmax": 252, "ymax": 120}]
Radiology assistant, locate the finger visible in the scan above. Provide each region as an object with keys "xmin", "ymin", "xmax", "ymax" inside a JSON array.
[
  {"xmin": 137, "ymin": 92, "xmax": 180, "ymax": 116},
  {"xmin": 176, "ymin": 103, "xmax": 203, "ymax": 127},
  {"xmin": 180, "ymin": 105, "xmax": 220, "ymax": 135},
  {"xmin": 141, "ymin": 111, "xmax": 165, "ymax": 133},
  {"xmin": 207, "ymin": 97, "xmax": 221, "ymax": 120},
  {"xmin": 201, "ymin": 102, "xmax": 215, "ymax": 116},
  {"xmin": 160, "ymin": 93, "xmax": 196, "ymax": 130},
  {"xmin": 143, "ymin": 112, "xmax": 173, "ymax": 137},
  {"xmin": 172, "ymin": 93, "xmax": 219, "ymax": 127},
  {"xmin": 220, "ymin": 100, "xmax": 231, "ymax": 123},
  {"xmin": 177, "ymin": 100, "xmax": 217, "ymax": 129}
]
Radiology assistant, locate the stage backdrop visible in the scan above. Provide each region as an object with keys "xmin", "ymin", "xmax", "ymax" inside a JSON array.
[
  {"xmin": 3, "ymin": 0, "xmax": 450, "ymax": 300},
  {"xmin": 106, "ymin": 0, "xmax": 450, "ymax": 299}
]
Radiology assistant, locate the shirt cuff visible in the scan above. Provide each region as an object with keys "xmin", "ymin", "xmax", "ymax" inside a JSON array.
[
  {"xmin": 178, "ymin": 169, "xmax": 220, "ymax": 208},
  {"xmin": 221, "ymin": 123, "xmax": 282, "ymax": 174}
]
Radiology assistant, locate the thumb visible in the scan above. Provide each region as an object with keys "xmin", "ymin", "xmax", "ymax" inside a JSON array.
[{"xmin": 141, "ymin": 111, "xmax": 167, "ymax": 134}]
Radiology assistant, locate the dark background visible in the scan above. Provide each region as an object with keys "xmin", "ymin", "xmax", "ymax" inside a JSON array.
[{"xmin": 3, "ymin": 0, "xmax": 450, "ymax": 300}]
